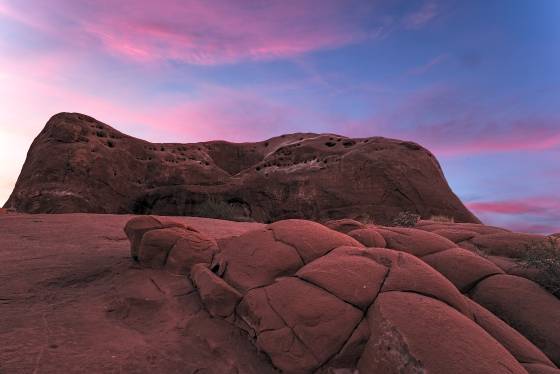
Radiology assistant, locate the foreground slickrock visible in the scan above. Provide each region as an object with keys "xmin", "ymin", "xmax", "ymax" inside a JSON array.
[
  {"xmin": 5, "ymin": 112, "xmax": 480, "ymax": 224},
  {"xmin": 0, "ymin": 213, "xmax": 275, "ymax": 373},
  {"xmin": 125, "ymin": 215, "xmax": 560, "ymax": 373},
  {"xmin": 1, "ymin": 213, "xmax": 558, "ymax": 373}
]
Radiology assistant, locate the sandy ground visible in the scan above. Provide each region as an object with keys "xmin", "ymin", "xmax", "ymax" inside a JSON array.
[{"xmin": 0, "ymin": 213, "xmax": 275, "ymax": 374}]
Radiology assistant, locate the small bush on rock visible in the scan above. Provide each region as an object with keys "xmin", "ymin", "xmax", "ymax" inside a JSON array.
[
  {"xmin": 519, "ymin": 237, "xmax": 560, "ymax": 297},
  {"xmin": 391, "ymin": 211, "xmax": 420, "ymax": 227}
]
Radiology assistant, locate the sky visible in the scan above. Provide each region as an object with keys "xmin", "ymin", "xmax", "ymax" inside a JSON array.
[{"xmin": 0, "ymin": 0, "xmax": 559, "ymax": 233}]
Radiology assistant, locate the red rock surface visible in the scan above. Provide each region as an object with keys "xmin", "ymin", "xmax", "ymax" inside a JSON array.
[
  {"xmin": 4, "ymin": 112, "xmax": 480, "ymax": 225},
  {"xmin": 191, "ymin": 264, "xmax": 242, "ymax": 318},
  {"xmin": 415, "ymin": 219, "xmax": 559, "ymax": 296},
  {"xmin": 127, "ymin": 216, "xmax": 560, "ymax": 372},
  {"xmin": 376, "ymin": 226, "xmax": 457, "ymax": 256},
  {"xmin": 464, "ymin": 297, "xmax": 555, "ymax": 366},
  {"xmin": 215, "ymin": 228, "xmax": 304, "ymax": 292},
  {"xmin": 323, "ymin": 218, "xmax": 366, "ymax": 234},
  {"xmin": 416, "ymin": 220, "xmax": 510, "ymax": 235},
  {"xmin": 422, "ymin": 247, "xmax": 504, "ymax": 292},
  {"xmin": 524, "ymin": 363, "xmax": 560, "ymax": 374},
  {"xmin": 0, "ymin": 213, "xmax": 272, "ymax": 373},
  {"xmin": 470, "ymin": 274, "xmax": 560, "ymax": 365},
  {"xmin": 347, "ymin": 228, "xmax": 387, "ymax": 247},
  {"xmin": 3, "ymin": 213, "xmax": 559, "ymax": 373},
  {"xmin": 470, "ymin": 232, "xmax": 555, "ymax": 258},
  {"xmin": 359, "ymin": 292, "xmax": 526, "ymax": 374},
  {"xmin": 296, "ymin": 250, "xmax": 388, "ymax": 309},
  {"xmin": 416, "ymin": 219, "xmax": 555, "ymax": 258}
]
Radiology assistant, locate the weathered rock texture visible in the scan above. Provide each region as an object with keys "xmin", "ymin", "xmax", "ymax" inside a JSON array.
[
  {"xmin": 5, "ymin": 112, "xmax": 480, "ymax": 224},
  {"xmin": 127, "ymin": 216, "xmax": 560, "ymax": 373},
  {"xmin": 2, "ymin": 212, "xmax": 558, "ymax": 373},
  {"xmin": 0, "ymin": 213, "xmax": 273, "ymax": 374}
]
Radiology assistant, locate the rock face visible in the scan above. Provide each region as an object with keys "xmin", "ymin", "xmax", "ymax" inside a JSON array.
[
  {"xmin": 127, "ymin": 216, "xmax": 560, "ymax": 373},
  {"xmin": 2, "ymin": 213, "xmax": 559, "ymax": 373},
  {"xmin": 0, "ymin": 213, "xmax": 273, "ymax": 374},
  {"xmin": 5, "ymin": 112, "xmax": 480, "ymax": 224}
]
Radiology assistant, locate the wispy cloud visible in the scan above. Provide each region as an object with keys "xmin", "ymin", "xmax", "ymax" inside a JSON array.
[
  {"xmin": 1, "ymin": 0, "xmax": 380, "ymax": 65},
  {"xmin": 0, "ymin": 0, "xmax": 558, "ymax": 237},
  {"xmin": 467, "ymin": 197, "xmax": 560, "ymax": 215},
  {"xmin": 0, "ymin": 58, "xmax": 315, "ymax": 205},
  {"xmin": 402, "ymin": 0, "xmax": 440, "ymax": 29},
  {"xmin": 1, "ymin": 0, "xmax": 441, "ymax": 66},
  {"xmin": 344, "ymin": 115, "xmax": 560, "ymax": 157},
  {"xmin": 419, "ymin": 117, "xmax": 560, "ymax": 156},
  {"xmin": 467, "ymin": 197, "xmax": 560, "ymax": 234},
  {"xmin": 340, "ymin": 83, "xmax": 560, "ymax": 157},
  {"xmin": 407, "ymin": 54, "xmax": 449, "ymax": 76},
  {"xmin": 0, "ymin": 52, "xmax": 313, "ymax": 141},
  {"xmin": 138, "ymin": 85, "xmax": 313, "ymax": 142}
]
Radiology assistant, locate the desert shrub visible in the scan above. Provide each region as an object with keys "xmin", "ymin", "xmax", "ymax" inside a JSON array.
[
  {"xmin": 192, "ymin": 197, "xmax": 238, "ymax": 221},
  {"xmin": 519, "ymin": 237, "xmax": 560, "ymax": 297},
  {"xmin": 391, "ymin": 211, "xmax": 420, "ymax": 227},
  {"xmin": 429, "ymin": 215, "xmax": 455, "ymax": 223}
]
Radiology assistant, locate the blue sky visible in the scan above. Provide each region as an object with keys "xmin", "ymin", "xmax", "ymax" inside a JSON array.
[{"xmin": 0, "ymin": 0, "xmax": 559, "ymax": 232}]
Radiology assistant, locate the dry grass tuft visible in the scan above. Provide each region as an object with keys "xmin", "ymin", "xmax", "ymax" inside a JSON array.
[{"xmin": 429, "ymin": 215, "xmax": 455, "ymax": 223}]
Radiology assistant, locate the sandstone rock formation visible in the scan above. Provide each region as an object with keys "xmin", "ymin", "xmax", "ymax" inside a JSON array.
[
  {"xmin": 415, "ymin": 219, "xmax": 560, "ymax": 289},
  {"xmin": 5, "ymin": 112, "xmax": 480, "ymax": 224},
  {"xmin": 0, "ymin": 213, "xmax": 274, "ymax": 373},
  {"xmin": 126, "ymin": 216, "xmax": 560, "ymax": 373},
  {"xmin": 2, "ymin": 212, "xmax": 558, "ymax": 373}
]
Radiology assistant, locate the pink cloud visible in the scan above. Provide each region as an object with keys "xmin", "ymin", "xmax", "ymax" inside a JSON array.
[
  {"xmin": 342, "ymin": 116, "xmax": 560, "ymax": 157},
  {"xmin": 134, "ymin": 85, "xmax": 311, "ymax": 142},
  {"xmin": 467, "ymin": 197, "xmax": 560, "ymax": 215},
  {"xmin": 402, "ymin": 87, "xmax": 560, "ymax": 155},
  {"xmin": 0, "ymin": 50, "xmax": 312, "ymax": 142},
  {"xmin": 466, "ymin": 197, "xmax": 560, "ymax": 234},
  {"xmin": 1, "ymin": 0, "xmax": 378, "ymax": 65},
  {"xmin": 0, "ymin": 1, "xmax": 62, "ymax": 35},
  {"xmin": 420, "ymin": 118, "xmax": 560, "ymax": 156},
  {"xmin": 340, "ymin": 83, "xmax": 560, "ymax": 156},
  {"xmin": 0, "ymin": 57, "xmax": 311, "ymax": 203},
  {"xmin": 505, "ymin": 223, "xmax": 560, "ymax": 235}
]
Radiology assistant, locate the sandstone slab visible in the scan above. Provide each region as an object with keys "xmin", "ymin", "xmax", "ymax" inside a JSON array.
[
  {"xmin": 376, "ymin": 226, "xmax": 457, "ymax": 256},
  {"xmin": 422, "ymin": 247, "xmax": 504, "ymax": 292},
  {"xmin": 470, "ymin": 274, "xmax": 560, "ymax": 365},
  {"xmin": 358, "ymin": 291, "xmax": 527, "ymax": 374},
  {"xmin": 296, "ymin": 250, "xmax": 388, "ymax": 309},
  {"xmin": 347, "ymin": 228, "xmax": 387, "ymax": 247}
]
